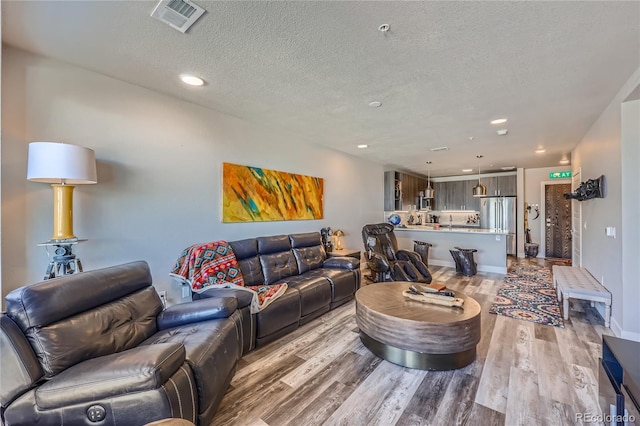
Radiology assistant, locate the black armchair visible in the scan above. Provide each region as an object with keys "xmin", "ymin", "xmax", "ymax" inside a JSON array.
[{"xmin": 361, "ymin": 223, "xmax": 432, "ymax": 283}]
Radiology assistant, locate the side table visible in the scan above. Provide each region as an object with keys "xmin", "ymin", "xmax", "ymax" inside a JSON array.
[
  {"xmin": 327, "ymin": 248, "xmax": 361, "ymax": 260},
  {"xmin": 37, "ymin": 239, "xmax": 86, "ymax": 279}
]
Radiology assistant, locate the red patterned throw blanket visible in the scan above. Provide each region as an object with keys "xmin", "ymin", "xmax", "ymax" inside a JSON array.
[{"xmin": 170, "ymin": 241, "xmax": 287, "ymax": 313}]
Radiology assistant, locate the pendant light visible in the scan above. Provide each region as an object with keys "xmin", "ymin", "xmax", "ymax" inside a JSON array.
[
  {"xmin": 424, "ymin": 161, "xmax": 435, "ymax": 198},
  {"xmin": 472, "ymin": 155, "xmax": 487, "ymax": 197}
]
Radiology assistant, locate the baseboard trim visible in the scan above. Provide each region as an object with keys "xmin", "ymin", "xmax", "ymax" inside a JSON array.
[
  {"xmin": 428, "ymin": 259, "xmax": 507, "ymax": 275},
  {"xmin": 610, "ymin": 317, "xmax": 640, "ymax": 341},
  {"xmin": 610, "ymin": 316, "xmax": 623, "ymax": 337}
]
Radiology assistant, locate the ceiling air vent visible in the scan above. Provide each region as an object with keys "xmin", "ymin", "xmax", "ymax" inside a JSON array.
[{"xmin": 151, "ymin": 0, "xmax": 206, "ymax": 33}]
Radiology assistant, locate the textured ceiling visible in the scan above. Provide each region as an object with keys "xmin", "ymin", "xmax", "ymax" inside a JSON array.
[{"xmin": 3, "ymin": 1, "xmax": 639, "ymax": 177}]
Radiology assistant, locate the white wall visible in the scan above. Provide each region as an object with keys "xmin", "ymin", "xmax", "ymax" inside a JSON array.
[
  {"xmin": 523, "ymin": 166, "xmax": 571, "ymax": 254},
  {"xmin": 572, "ymin": 68, "xmax": 640, "ymax": 339},
  {"xmin": 1, "ymin": 47, "xmax": 384, "ymax": 305},
  {"xmin": 620, "ymin": 97, "xmax": 640, "ymax": 339}
]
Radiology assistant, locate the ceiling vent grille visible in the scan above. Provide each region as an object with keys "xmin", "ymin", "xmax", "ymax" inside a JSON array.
[{"xmin": 151, "ymin": 0, "xmax": 205, "ymax": 33}]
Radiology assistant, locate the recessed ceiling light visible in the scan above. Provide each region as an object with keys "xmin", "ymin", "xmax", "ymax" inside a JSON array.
[
  {"xmin": 462, "ymin": 169, "xmax": 473, "ymax": 172},
  {"xmin": 535, "ymin": 148, "xmax": 546, "ymax": 154},
  {"xmin": 357, "ymin": 144, "xmax": 368, "ymax": 149},
  {"xmin": 369, "ymin": 101, "xmax": 382, "ymax": 108},
  {"xmin": 491, "ymin": 118, "xmax": 508, "ymax": 125},
  {"xmin": 559, "ymin": 159, "xmax": 570, "ymax": 165},
  {"xmin": 179, "ymin": 74, "xmax": 204, "ymax": 86},
  {"xmin": 430, "ymin": 146, "xmax": 449, "ymax": 152},
  {"xmin": 501, "ymin": 166, "xmax": 516, "ymax": 170},
  {"xmin": 378, "ymin": 24, "xmax": 390, "ymax": 32}
]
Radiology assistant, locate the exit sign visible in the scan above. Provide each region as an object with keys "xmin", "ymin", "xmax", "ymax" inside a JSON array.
[{"xmin": 549, "ymin": 171, "xmax": 572, "ymax": 179}]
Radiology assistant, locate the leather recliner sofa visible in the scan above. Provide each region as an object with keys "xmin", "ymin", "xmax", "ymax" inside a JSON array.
[
  {"xmin": 1, "ymin": 261, "xmax": 241, "ymax": 426},
  {"xmin": 192, "ymin": 232, "xmax": 361, "ymax": 352}
]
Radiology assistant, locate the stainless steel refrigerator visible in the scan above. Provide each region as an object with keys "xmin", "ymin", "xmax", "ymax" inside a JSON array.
[{"xmin": 480, "ymin": 196, "xmax": 517, "ymax": 255}]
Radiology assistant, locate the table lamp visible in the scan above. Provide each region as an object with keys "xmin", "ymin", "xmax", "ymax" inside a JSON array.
[
  {"xmin": 27, "ymin": 142, "xmax": 97, "ymax": 241},
  {"xmin": 333, "ymin": 229, "xmax": 345, "ymax": 250}
]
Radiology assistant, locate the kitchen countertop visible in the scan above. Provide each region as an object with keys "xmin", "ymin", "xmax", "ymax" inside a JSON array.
[{"xmin": 395, "ymin": 225, "xmax": 509, "ymax": 235}]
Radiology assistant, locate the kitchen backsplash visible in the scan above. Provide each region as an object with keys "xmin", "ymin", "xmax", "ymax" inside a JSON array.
[{"xmin": 384, "ymin": 210, "xmax": 480, "ymax": 226}]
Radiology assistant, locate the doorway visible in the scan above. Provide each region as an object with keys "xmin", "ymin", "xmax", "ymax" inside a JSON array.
[{"xmin": 543, "ymin": 183, "xmax": 572, "ymax": 259}]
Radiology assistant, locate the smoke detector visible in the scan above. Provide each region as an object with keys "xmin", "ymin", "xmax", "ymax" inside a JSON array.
[
  {"xmin": 497, "ymin": 129, "xmax": 508, "ymax": 136},
  {"xmin": 151, "ymin": 0, "xmax": 206, "ymax": 33}
]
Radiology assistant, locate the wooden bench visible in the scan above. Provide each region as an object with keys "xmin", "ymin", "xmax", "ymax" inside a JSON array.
[{"xmin": 552, "ymin": 265, "xmax": 611, "ymax": 327}]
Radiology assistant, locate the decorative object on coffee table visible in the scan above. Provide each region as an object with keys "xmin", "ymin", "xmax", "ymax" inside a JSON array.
[
  {"xmin": 355, "ymin": 281, "xmax": 481, "ymax": 370},
  {"xmin": 403, "ymin": 286, "xmax": 464, "ymax": 307}
]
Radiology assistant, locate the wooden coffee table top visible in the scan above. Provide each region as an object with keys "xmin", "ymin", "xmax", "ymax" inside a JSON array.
[{"xmin": 355, "ymin": 281, "xmax": 481, "ymax": 355}]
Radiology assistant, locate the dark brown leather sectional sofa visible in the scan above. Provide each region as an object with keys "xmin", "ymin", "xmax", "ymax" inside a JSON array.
[
  {"xmin": 193, "ymin": 232, "xmax": 360, "ymax": 352},
  {"xmin": 0, "ymin": 232, "xmax": 360, "ymax": 426}
]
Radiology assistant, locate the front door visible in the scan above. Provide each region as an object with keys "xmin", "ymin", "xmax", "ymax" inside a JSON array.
[{"xmin": 545, "ymin": 183, "xmax": 572, "ymax": 258}]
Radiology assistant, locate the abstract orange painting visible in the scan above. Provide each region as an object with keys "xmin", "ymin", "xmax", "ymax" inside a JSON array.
[{"xmin": 222, "ymin": 162, "xmax": 324, "ymax": 222}]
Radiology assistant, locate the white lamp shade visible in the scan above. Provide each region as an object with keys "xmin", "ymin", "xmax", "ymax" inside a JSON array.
[{"xmin": 27, "ymin": 142, "xmax": 97, "ymax": 184}]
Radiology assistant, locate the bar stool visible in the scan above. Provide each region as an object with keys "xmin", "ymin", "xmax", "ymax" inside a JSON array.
[
  {"xmin": 449, "ymin": 247, "xmax": 477, "ymax": 276},
  {"xmin": 413, "ymin": 240, "xmax": 432, "ymax": 267}
]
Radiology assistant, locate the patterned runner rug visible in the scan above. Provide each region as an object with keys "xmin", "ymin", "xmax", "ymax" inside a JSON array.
[{"xmin": 489, "ymin": 260, "xmax": 569, "ymax": 328}]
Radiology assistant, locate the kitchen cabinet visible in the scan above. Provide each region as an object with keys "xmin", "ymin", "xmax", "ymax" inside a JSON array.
[
  {"xmin": 497, "ymin": 175, "xmax": 517, "ymax": 196},
  {"xmin": 433, "ymin": 180, "xmax": 479, "ymax": 211},
  {"xmin": 384, "ymin": 171, "xmax": 402, "ymax": 211},
  {"xmin": 484, "ymin": 175, "xmax": 516, "ymax": 196},
  {"xmin": 384, "ymin": 172, "xmax": 428, "ymax": 210}
]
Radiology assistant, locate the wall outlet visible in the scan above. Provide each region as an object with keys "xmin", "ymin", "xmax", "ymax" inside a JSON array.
[
  {"xmin": 182, "ymin": 286, "xmax": 190, "ymax": 298},
  {"xmin": 158, "ymin": 290, "xmax": 167, "ymax": 308},
  {"xmin": 605, "ymin": 226, "xmax": 616, "ymax": 238}
]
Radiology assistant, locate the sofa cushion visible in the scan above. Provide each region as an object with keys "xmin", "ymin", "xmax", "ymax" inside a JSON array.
[
  {"xmin": 142, "ymin": 318, "xmax": 240, "ymax": 421},
  {"xmin": 237, "ymin": 256, "xmax": 265, "ymax": 286},
  {"xmin": 255, "ymin": 288, "xmax": 300, "ymax": 338},
  {"xmin": 293, "ymin": 246, "xmax": 326, "ymax": 273},
  {"xmin": 289, "ymin": 232, "xmax": 323, "ymax": 248},
  {"xmin": 260, "ymin": 251, "xmax": 299, "ymax": 284},
  {"xmin": 35, "ymin": 343, "xmax": 185, "ymax": 409},
  {"xmin": 229, "ymin": 238, "xmax": 258, "ymax": 260},
  {"xmin": 257, "ymin": 235, "xmax": 291, "ymax": 254},
  {"xmin": 13, "ymin": 286, "xmax": 162, "ymax": 378},
  {"xmin": 279, "ymin": 275, "xmax": 331, "ymax": 317},
  {"xmin": 196, "ymin": 288, "xmax": 253, "ymax": 309},
  {"xmin": 5, "ymin": 261, "xmax": 152, "ymax": 330},
  {"xmin": 303, "ymin": 268, "xmax": 358, "ymax": 304}
]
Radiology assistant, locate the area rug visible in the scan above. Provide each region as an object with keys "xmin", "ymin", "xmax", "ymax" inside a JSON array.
[{"xmin": 489, "ymin": 262, "xmax": 566, "ymax": 328}]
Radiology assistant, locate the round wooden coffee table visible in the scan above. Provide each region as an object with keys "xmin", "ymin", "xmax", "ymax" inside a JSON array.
[{"xmin": 355, "ymin": 281, "xmax": 481, "ymax": 370}]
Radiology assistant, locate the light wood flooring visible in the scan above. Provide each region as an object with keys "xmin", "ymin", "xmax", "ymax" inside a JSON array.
[{"xmin": 212, "ymin": 258, "xmax": 612, "ymax": 426}]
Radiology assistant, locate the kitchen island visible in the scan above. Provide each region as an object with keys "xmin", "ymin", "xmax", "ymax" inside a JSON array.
[{"xmin": 394, "ymin": 225, "xmax": 509, "ymax": 274}]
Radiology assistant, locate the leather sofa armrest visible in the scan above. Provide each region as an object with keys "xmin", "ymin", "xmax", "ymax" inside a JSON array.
[
  {"xmin": 323, "ymin": 257, "xmax": 360, "ymax": 270},
  {"xmin": 157, "ymin": 297, "xmax": 238, "ymax": 330},
  {"xmin": 1, "ymin": 314, "xmax": 44, "ymax": 408},
  {"xmin": 397, "ymin": 249, "xmax": 421, "ymax": 263},
  {"xmin": 34, "ymin": 343, "xmax": 185, "ymax": 409}
]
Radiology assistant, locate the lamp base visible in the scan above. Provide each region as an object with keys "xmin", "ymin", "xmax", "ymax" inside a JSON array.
[{"xmin": 51, "ymin": 184, "xmax": 77, "ymax": 240}]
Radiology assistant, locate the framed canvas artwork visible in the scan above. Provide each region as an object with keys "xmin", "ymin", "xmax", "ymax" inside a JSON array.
[{"xmin": 222, "ymin": 162, "xmax": 324, "ymax": 222}]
